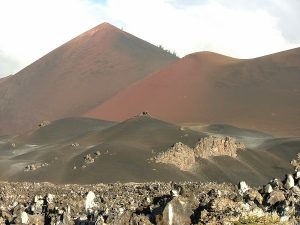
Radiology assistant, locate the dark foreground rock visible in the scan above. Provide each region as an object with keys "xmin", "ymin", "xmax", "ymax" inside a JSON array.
[{"xmin": 0, "ymin": 170, "xmax": 299, "ymax": 225}]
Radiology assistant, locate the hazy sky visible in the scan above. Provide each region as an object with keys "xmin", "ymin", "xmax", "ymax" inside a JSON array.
[{"xmin": 0, "ymin": 0, "xmax": 299, "ymax": 77}]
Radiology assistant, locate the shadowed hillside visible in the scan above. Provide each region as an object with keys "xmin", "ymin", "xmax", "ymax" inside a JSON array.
[{"xmin": 0, "ymin": 116, "xmax": 297, "ymax": 185}]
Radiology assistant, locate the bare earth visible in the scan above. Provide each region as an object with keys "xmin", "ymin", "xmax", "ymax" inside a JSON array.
[
  {"xmin": 0, "ymin": 116, "xmax": 298, "ymax": 186},
  {"xmin": 86, "ymin": 49, "xmax": 300, "ymax": 137}
]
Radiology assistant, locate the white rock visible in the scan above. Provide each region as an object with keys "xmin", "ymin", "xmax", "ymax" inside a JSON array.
[
  {"xmin": 8, "ymin": 201, "xmax": 18, "ymax": 210},
  {"xmin": 291, "ymin": 186, "xmax": 300, "ymax": 196},
  {"xmin": 171, "ymin": 189, "xmax": 180, "ymax": 197},
  {"xmin": 238, "ymin": 181, "xmax": 249, "ymax": 194},
  {"xmin": 284, "ymin": 174, "xmax": 294, "ymax": 190},
  {"xmin": 264, "ymin": 184, "xmax": 273, "ymax": 194},
  {"xmin": 96, "ymin": 215, "xmax": 105, "ymax": 224},
  {"xmin": 295, "ymin": 171, "xmax": 300, "ymax": 179},
  {"xmin": 21, "ymin": 211, "xmax": 29, "ymax": 224},
  {"xmin": 34, "ymin": 195, "xmax": 42, "ymax": 203},
  {"xmin": 146, "ymin": 197, "xmax": 151, "ymax": 203},
  {"xmin": 46, "ymin": 193, "xmax": 54, "ymax": 203},
  {"xmin": 119, "ymin": 207, "xmax": 125, "ymax": 215},
  {"xmin": 85, "ymin": 191, "xmax": 95, "ymax": 211},
  {"xmin": 280, "ymin": 215, "xmax": 290, "ymax": 222}
]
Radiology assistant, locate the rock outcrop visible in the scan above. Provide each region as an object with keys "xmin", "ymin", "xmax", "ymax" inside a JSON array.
[
  {"xmin": 151, "ymin": 136, "xmax": 245, "ymax": 171},
  {"xmin": 194, "ymin": 136, "xmax": 245, "ymax": 158},
  {"xmin": 151, "ymin": 142, "xmax": 196, "ymax": 171},
  {"xmin": 24, "ymin": 162, "xmax": 49, "ymax": 172}
]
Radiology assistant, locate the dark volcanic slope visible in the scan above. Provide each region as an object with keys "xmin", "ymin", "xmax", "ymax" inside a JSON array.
[
  {"xmin": 0, "ymin": 23, "xmax": 178, "ymax": 135},
  {"xmin": 0, "ymin": 116, "xmax": 298, "ymax": 185},
  {"xmin": 1, "ymin": 116, "xmax": 204, "ymax": 184},
  {"xmin": 86, "ymin": 48, "xmax": 300, "ymax": 136},
  {"xmin": 11, "ymin": 117, "xmax": 116, "ymax": 145}
]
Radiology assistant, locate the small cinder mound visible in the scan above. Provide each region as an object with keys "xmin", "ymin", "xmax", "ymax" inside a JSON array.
[
  {"xmin": 194, "ymin": 136, "xmax": 245, "ymax": 158},
  {"xmin": 138, "ymin": 111, "xmax": 152, "ymax": 117},
  {"xmin": 151, "ymin": 142, "xmax": 195, "ymax": 171}
]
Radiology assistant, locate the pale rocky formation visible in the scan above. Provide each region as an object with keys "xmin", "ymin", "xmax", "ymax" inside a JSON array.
[
  {"xmin": 84, "ymin": 154, "xmax": 94, "ymax": 164},
  {"xmin": 152, "ymin": 136, "xmax": 245, "ymax": 171},
  {"xmin": 71, "ymin": 142, "xmax": 80, "ymax": 147},
  {"xmin": 38, "ymin": 121, "xmax": 51, "ymax": 127},
  {"xmin": 24, "ymin": 162, "xmax": 49, "ymax": 172},
  {"xmin": 151, "ymin": 142, "xmax": 196, "ymax": 171},
  {"xmin": 194, "ymin": 136, "xmax": 245, "ymax": 158}
]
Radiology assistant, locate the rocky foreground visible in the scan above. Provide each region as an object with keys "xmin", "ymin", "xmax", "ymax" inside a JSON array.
[{"xmin": 0, "ymin": 167, "xmax": 299, "ymax": 225}]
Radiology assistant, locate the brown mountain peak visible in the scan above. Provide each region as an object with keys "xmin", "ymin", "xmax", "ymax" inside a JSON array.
[{"xmin": 0, "ymin": 22, "xmax": 178, "ymax": 135}]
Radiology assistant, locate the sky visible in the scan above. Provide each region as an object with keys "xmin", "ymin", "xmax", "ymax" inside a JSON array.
[{"xmin": 0, "ymin": 0, "xmax": 300, "ymax": 77}]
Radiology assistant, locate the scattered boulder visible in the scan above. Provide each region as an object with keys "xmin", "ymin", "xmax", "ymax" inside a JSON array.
[
  {"xmin": 157, "ymin": 197, "xmax": 193, "ymax": 225},
  {"xmin": 267, "ymin": 190, "xmax": 286, "ymax": 206},
  {"xmin": 84, "ymin": 154, "xmax": 94, "ymax": 164},
  {"xmin": 291, "ymin": 153, "xmax": 300, "ymax": 171},
  {"xmin": 85, "ymin": 191, "xmax": 95, "ymax": 212},
  {"xmin": 295, "ymin": 171, "xmax": 300, "ymax": 180},
  {"xmin": 10, "ymin": 143, "xmax": 16, "ymax": 148},
  {"xmin": 207, "ymin": 196, "xmax": 236, "ymax": 212},
  {"xmin": 269, "ymin": 178, "xmax": 283, "ymax": 190},
  {"xmin": 284, "ymin": 174, "xmax": 294, "ymax": 190},
  {"xmin": 170, "ymin": 182, "xmax": 183, "ymax": 197},
  {"xmin": 0, "ymin": 168, "xmax": 299, "ymax": 224},
  {"xmin": 238, "ymin": 181, "xmax": 249, "ymax": 194},
  {"xmin": 71, "ymin": 142, "xmax": 80, "ymax": 147},
  {"xmin": 245, "ymin": 189, "xmax": 263, "ymax": 205},
  {"xmin": 20, "ymin": 211, "xmax": 29, "ymax": 224},
  {"xmin": 291, "ymin": 186, "xmax": 300, "ymax": 196},
  {"xmin": 38, "ymin": 121, "xmax": 50, "ymax": 127},
  {"xmin": 263, "ymin": 184, "xmax": 273, "ymax": 194},
  {"xmin": 25, "ymin": 162, "xmax": 49, "ymax": 172},
  {"xmin": 46, "ymin": 193, "xmax": 54, "ymax": 204}
]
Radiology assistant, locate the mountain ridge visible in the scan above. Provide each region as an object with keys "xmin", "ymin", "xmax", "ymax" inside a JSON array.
[{"xmin": 85, "ymin": 47, "xmax": 300, "ymax": 136}]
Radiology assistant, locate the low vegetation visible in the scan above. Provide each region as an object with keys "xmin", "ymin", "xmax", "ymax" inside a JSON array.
[{"xmin": 158, "ymin": 44, "xmax": 177, "ymax": 56}]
